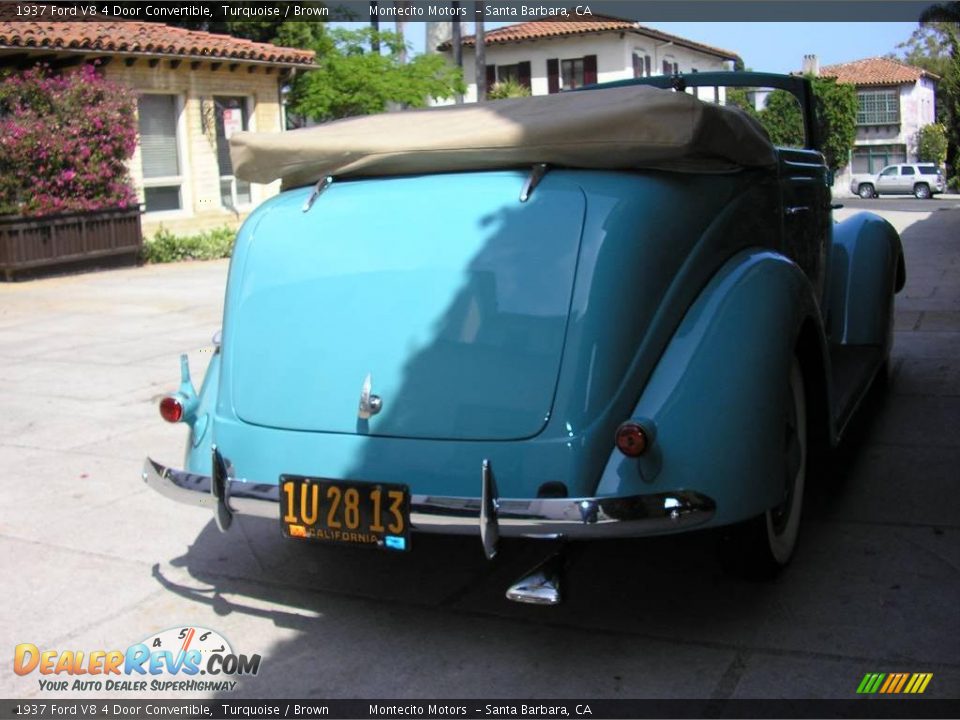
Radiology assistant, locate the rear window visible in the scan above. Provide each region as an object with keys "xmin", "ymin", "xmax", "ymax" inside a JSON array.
[{"xmin": 919, "ymin": 166, "xmax": 939, "ymax": 175}]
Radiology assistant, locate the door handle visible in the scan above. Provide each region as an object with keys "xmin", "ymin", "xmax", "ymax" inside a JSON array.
[{"xmin": 785, "ymin": 206, "xmax": 811, "ymax": 216}]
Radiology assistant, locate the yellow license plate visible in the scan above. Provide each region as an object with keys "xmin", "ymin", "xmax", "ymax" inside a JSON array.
[{"xmin": 279, "ymin": 476, "xmax": 411, "ymax": 551}]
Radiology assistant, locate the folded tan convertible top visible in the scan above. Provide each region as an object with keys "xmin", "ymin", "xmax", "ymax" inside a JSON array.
[{"xmin": 230, "ymin": 85, "xmax": 777, "ymax": 188}]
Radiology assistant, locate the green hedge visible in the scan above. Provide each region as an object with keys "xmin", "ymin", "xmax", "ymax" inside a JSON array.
[{"xmin": 141, "ymin": 227, "xmax": 236, "ymax": 264}]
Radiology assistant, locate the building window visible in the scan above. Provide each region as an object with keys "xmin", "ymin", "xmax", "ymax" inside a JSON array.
[
  {"xmin": 497, "ymin": 64, "xmax": 520, "ymax": 83},
  {"xmin": 662, "ymin": 58, "xmax": 679, "ymax": 75},
  {"xmin": 561, "ymin": 58, "xmax": 585, "ymax": 89},
  {"xmin": 548, "ymin": 55, "xmax": 596, "ymax": 93},
  {"xmin": 138, "ymin": 94, "xmax": 182, "ymax": 213},
  {"xmin": 851, "ymin": 144, "xmax": 907, "ymax": 174},
  {"xmin": 215, "ymin": 96, "xmax": 252, "ymax": 209},
  {"xmin": 857, "ymin": 89, "xmax": 899, "ymax": 125},
  {"xmin": 486, "ymin": 62, "xmax": 532, "ymax": 91},
  {"xmin": 632, "ymin": 51, "xmax": 652, "ymax": 78}
]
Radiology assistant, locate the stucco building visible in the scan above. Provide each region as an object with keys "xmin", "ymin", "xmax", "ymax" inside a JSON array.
[
  {"xmin": 438, "ymin": 16, "xmax": 739, "ymax": 104},
  {"xmin": 0, "ymin": 22, "xmax": 315, "ymax": 236},
  {"xmin": 812, "ymin": 56, "xmax": 939, "ymax": 190}
]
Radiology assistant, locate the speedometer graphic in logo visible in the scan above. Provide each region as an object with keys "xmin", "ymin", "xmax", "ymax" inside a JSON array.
[{"xmin": 139, "ymin": 626, "xmax": 232, "ymax": 675}]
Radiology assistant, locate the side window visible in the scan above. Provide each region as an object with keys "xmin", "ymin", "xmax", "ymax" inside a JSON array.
[
  {"xmin": 138, "ymin": 94, "xmax": 183, "ymax": 213},
  {"xmin": 880, "ymin": 166, "xmax": 898, "ymax": 177},
  {"xmin": 901, "ymin": 166, "xmax": 916, "ymax": 176}
]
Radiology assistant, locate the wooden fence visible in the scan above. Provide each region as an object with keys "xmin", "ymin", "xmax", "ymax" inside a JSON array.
[{"xmin": 0, "ymin": 206, "xmax": 142, "ymax": 281}]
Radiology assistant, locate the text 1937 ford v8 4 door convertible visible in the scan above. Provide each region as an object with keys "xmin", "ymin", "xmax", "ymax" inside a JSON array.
[{"xmin": 143, "ymin": 73, "xmax": 904, "ymax": 605}]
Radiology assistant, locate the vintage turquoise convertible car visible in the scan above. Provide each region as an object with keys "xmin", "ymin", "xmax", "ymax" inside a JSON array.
[{"xmin": 143, "ymin": 73, "xmax": 904, "ymax": 604}]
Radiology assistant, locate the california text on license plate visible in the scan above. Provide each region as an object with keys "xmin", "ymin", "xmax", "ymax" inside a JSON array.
[{"xmin": 279, "ymin": 476, "xmax": 411, "ymax": 551}]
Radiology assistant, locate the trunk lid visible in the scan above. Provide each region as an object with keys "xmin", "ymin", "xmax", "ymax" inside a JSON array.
[{"xmin": 230, "ymin": 171, "xmax": 585, "ymax": 441}]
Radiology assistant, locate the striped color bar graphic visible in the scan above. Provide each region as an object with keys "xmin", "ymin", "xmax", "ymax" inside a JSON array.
[{"xmin": 857, "ymin": 672, "xmax": 933, "ymax": 694}]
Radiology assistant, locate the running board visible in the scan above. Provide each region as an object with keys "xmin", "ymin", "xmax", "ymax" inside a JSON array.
[{"xmin": 829, "ymin": 344, "xmax": 885, "ymax": 433}]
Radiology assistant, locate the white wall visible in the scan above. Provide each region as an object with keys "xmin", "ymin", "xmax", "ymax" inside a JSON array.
[
  {"xmin": 835, "ymin": 78, "xmax": 939, "ymax": 195},
  {"xmin": 450, "ymin": 32, "xmax": 730, "ymax": 103}
]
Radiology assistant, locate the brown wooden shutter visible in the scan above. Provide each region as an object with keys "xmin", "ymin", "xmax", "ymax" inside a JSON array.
[
  {"xmin": 644, "ymin": 55, "xmax": 651, "ymax": 76},
  {"xmin": 486, "ymin": 64, "xmax": 496, "ymax": 88},
  {"xmin": 518, "ymin": 61, "xmax": 532, "ymax": 89},
  {"xmin": 663, "ymin": 59, "xmax": 671, "ymax": 75},
  {"xmin": 547, "ymin": 58, "xmax": 559, "ymax": 93},
  {"xmin": 583, "ymin": 54, "xmax": 598, "ymax": 85}
]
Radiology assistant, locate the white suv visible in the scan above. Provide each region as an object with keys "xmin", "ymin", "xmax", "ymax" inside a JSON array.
[{"xmin": 851, "ymin": 163, "xmax": 945, "ymax": 199}]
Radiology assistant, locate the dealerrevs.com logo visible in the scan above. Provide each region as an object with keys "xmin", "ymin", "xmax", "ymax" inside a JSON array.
[{"xmin": 14, "ymin": 626, "xmax": 261, "ymax": 693}]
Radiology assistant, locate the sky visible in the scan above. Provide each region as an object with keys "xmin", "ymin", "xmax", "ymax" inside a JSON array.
[{"xmin": 330, "ymin": 22, "xmax": 922, "ymax": 71}]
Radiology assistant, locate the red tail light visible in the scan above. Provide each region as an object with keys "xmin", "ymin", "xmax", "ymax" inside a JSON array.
[
  {"xmin": 615, "ymin": 422, "xmax": 648, "ymax": 457},
  {"xmin": 159, "ymin": 395, "xmax": 184, "ymax": 423}
]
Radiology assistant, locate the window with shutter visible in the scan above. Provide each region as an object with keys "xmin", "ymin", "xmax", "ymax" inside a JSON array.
[
  {"xmin": 547, "ymin": 58, "xmax": 560, "ymax": 94},
  {"xmin": 633, "ymin": 51, "xmax": 653, "ymax": 78},
  {"xmin": 582, "ymin": 55, "xmax": 597, "ymax": 85},
  {"xmin": 559, "ymin": 55, "xmax": 595, "ymax": 90},
  {"xmin": 138, "ymin": 94, "xmax": 182, "ymax": 213},
  {"xmin": 518, "ymin": 61, "xmax": 532, "ymax": 89}
]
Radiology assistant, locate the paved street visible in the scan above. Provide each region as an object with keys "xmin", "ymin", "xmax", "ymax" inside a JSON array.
[{"xmin": 1, "ymin": 203, "xmax": 958, "ymax": 701}]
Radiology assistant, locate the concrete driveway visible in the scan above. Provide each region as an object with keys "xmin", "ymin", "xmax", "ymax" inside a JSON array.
[{"xmin": 1, "ymin": 204, "xmax": 958, "ymax": 701}]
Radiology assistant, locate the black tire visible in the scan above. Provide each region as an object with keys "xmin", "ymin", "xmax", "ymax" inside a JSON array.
[
  {"xmin": 858, "ymin": 184, "xmax": 875, "ymax": 199},
  {"xmin": 914, "ymin": 183, "xmax": 931, "ymax": 199},
  {"xmin": 719, "ymin": 357, "xmax": 807, "ymax": 579}
]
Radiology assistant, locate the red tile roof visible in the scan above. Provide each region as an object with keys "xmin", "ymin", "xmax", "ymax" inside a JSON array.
[
  {"xmin": 819, "ymin": 56, "xmax": 937, "ymax": 86},
  {"xmin": 438, "ymin": 14, "xmax": 739, "ymax": 61},
  {"xmin": 0, "ymin": 21, "xmax": 315, "ymax": 66}
]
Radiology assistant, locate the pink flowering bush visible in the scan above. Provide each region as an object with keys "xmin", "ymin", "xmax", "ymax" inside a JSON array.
[{"xmin": 0, "ymin": 64, "xmax": 138, "ymax": 217}]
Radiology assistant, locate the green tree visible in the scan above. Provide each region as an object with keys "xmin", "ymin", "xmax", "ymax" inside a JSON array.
[
  {"xmin": 286, "ymin": 27, "xmax": 464, "ymax": 122},
  {"xmin": 725, "ymin": 86, "xmax": 759, "ymax": 118},
  {"xmin": 918, "ymin": 123, "xmax": 949, "ymax": 164},
  {"xmin": 743, "ymin": 78, "xmax": 857, "ymax": 172},
  {"xmin": 757, "ymin": 89, "xmax": 806, "ymax": 148},
  {"xmin": 894, "ymin": 21, "xmax": 959, "ymax": 178},
  {"xmin": 942, "ymin": 28, "xmax": 960, "ymax": 179},
  {"xmin": 811, "ymin": 77, "xmax": 859, "ymax": 172}
]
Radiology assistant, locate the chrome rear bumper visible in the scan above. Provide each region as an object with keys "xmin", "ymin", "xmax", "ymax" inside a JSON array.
[{"xmin": 142, "ymin": 454, "xmax": 716, "ymax": 552}]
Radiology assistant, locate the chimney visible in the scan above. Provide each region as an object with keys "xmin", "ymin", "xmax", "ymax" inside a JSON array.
[{"xmin": 802, "ymin": 54, "xmax": 820, "ymax": 77}]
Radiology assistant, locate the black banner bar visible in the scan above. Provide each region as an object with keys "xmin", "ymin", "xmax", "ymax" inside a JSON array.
[
  {"xmin": 2, "ymin": 699, "xmax": 960, "ymax": 720},
  {"xmin": 0, "ymin": 0, "xmax": 953, "ymax": 23}
]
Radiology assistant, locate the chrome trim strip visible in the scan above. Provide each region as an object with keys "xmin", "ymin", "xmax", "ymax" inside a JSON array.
[{"xmin": 142, "ymin": 457, "xmax": 716, "ymax": 539}]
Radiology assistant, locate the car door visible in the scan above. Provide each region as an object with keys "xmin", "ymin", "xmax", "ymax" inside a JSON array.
[
  {"xmin": 900, "ymin": 165, "xmax": 916, "ymax": 194},
  {"xmin": 876, "ymin": 166, "xmax": 899, "ymax": 194}
]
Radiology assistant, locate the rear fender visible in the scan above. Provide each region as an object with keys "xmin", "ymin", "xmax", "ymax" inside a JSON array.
[
  {"xmin": 828, "ymin": 212, "xmax": 903, "ymax": 347},
  {"xmin": 595, "ymin": 249, "xmax": 826, "ymax": 527},
  {"xmin": 184, "ymin": 352, "xmax": 221, "ymax": 475}
]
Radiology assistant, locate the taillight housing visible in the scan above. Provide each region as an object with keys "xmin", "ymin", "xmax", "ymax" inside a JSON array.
[
  {"xmin": 615, "ymin": 421, "xmax": 648, "ymax": 457},
  {"xmin": 159, "ymin": 395, "xmax": 185, "ymax": 423}
]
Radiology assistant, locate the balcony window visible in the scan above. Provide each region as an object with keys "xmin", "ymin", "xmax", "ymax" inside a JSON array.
[{"xmin": 857, "ymin": 89, "xmax": 899, "ymax": 125}]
